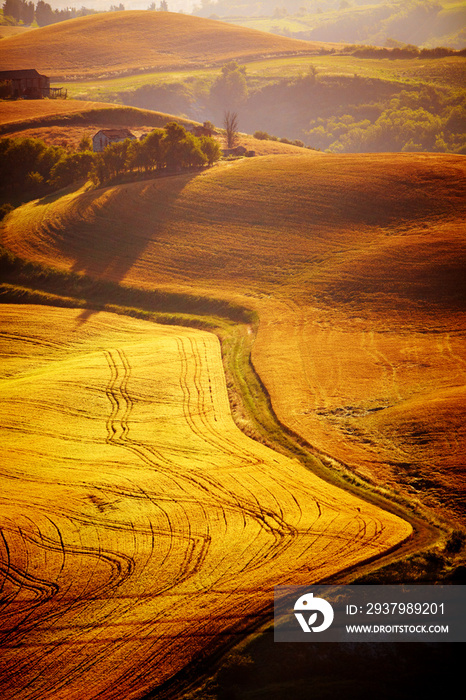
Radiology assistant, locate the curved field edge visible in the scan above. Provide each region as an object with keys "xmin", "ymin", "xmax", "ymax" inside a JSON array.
[
  {"xmin": 0, "ymin": 303, "xmax": 412, "ymax": 700},
  {"xmin": 0, "ymin": 248, "xmax": 444, "ymax": 564}
]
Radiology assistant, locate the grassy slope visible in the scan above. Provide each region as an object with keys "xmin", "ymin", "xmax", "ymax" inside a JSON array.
[
  {"xmin": 0, "ymin": 10, "xmax": 337, "ymax": 79},
  {"xmin": 245, "ymin": 53, "xmax": 466, "ymax": 88},
  {"xmin": 1, "ymin": 124, "xmax": 311, "ymax": 153},
  {"xmin": 54, "ymin": 54, "xmax": 466, "ymax": 107},
  {"xmin": 3, "ymin": 151, "xmax": 465, "ymax": 527},
  {"xmin": 0, "ymin": 304, "xmax": 410, "ymax": 700}
]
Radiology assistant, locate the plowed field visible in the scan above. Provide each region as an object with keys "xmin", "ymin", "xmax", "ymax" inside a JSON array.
[
  {"xmin": 4, "ymin": 152, "xmax": 465, "ymax": 525},
  {"xmin": 0, "ymin": 305, "xmax": 410, "ymax": 699}
]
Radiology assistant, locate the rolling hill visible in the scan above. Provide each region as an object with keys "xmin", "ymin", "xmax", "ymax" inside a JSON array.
[
  {"xmin": 0, "ymin": 11, "xmax": 337, "ymax": 80},
  {"xmin": 0, "ymin": 99, "xmax": 199, "ymax": 149},
  {"xmin": 0, "ymin": 99, "xmax": 196, "ymax": 133},
  {"xmin": 221, "ymin": 1, "xmax": 466, "ymax": 50},
  {"xmin": 3, "ymin": 151, "xmax": 465, "ymax": 526},
  {"xmin": 2, "ymin": 6, "xmax": 465, "ymax": 697},
  {"xmin": 0, "ymin": 99, "xmax": 313, "ymax": 154}
]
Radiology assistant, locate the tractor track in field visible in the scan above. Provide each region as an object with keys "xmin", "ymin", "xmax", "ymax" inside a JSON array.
[
  {"xmin": 103, "ymin": 343, "xmax": 303, "ymax": 576},
  {"xmin": 1, "ymin": 146, "xmax": 463, "ymax": 698},
  {"xmin": 100, "ymin": 339, "xmax": 400, "ymax": 580},
  {"xmin": 0, "ymin": 307, "xmax": 415, "ymax": 700}
]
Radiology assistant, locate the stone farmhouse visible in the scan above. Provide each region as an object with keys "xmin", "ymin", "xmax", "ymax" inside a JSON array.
[{"xmin": 92, "ymin": 128, "xmax": 137, "ymax": 152}]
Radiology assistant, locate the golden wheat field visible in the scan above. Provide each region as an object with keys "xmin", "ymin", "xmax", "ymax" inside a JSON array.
[
  {"xmin": 4, "ymin": 151, "xmax": 465, "ymax": 526},
  {"xmin": 0, "ymin": 11, "xmax": 334, "ymax": 79},
  {"xmin": 0, "ymin": 304, "xmax": 411, "ymax": 699}
]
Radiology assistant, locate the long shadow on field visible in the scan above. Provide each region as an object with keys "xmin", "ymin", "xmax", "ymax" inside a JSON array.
[
  {"xmin": 69, "ymin": 172, "xmax": 199, "ymax": 325},
  {"xmin": 34, "ymin": 181, "xmax": 85, "ymax": 207}
]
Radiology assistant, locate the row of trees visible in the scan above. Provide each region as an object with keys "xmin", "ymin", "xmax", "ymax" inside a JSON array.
[
  {"xmin": 353, "ymin": 45, "xmax": 466, "ymax": 60},
  {"xmin": 1, "ymin": 0, "xmax": 168, "ymax": 26},
  {"xmin": 1, "ymin": 0, "xmax": 97, "ymax": 25},
  {"xmin": 91, "ymin": 122, "xmax": 221, "ymax": 184},
  {"xmin": 193, "ymin": 0, "xmax": 307, "ymax": 17},
  {"xmin": 0, "ymin": 135, "xmax": 70, "ymax": 216},
  {"xmin": 0, "ymin": 123, "xmax": 222, "ymax": 216}
]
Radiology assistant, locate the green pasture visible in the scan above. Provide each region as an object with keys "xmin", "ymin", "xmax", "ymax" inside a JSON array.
[
  {"xmin": 223, "ymin": 4, "xmax": 376, "ymax": 34},
  {"xmin": 246, "ymin": 54, "xmax": 466, "ymax": 87},
  {"xmin": 56, "ymin": 67, "xmax": 218, "ymax": 101},
  {"xmin": 55, "ymin": 53, "xmax": 466, "ymax": 102}
]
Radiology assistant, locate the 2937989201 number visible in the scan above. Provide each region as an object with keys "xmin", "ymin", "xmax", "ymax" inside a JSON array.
[{"xmin": 366, "ymin": 602, "xmax": 445, "ymax": 615}]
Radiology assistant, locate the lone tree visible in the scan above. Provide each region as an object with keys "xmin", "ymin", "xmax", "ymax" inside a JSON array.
[{"xmin": 224, "ymin": 111, "xmax": 239, "ymax": 149}]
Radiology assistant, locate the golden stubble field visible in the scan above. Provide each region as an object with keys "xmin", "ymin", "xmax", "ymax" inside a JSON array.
[
  {"xmin": 0, "ymin": 305, "xmax": 411, "ymax": 699},
  {"xmin": 0, "ymin": 11, "xmax": 335, "ymax": 79},
  {"xmin": 4, "ymin": 151, "xmax": 465, "ymax": 526},
  {"xmin": 0, "ymin": 99, "xmax": 120, "ymax": 127}
]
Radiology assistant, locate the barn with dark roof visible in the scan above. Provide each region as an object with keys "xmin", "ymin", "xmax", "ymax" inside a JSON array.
[{"xmin": 0, "ymin": 69, "xmax": 50, "ymax": 99}]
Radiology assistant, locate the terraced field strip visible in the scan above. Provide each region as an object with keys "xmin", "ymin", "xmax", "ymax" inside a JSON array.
[{"xmin": 0, "ymin": 305, "xmax": 411, "ymax": 700}]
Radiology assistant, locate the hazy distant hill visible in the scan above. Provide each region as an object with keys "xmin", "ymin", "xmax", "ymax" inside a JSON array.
[{"xmin": 196, "ymin": 1, "xmax": 466, "ymax": 50}]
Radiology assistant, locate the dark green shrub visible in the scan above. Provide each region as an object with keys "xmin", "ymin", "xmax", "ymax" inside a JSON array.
[{"xmin": 253, "ymin": 130, "xmax": 270, "ymax": 140}]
